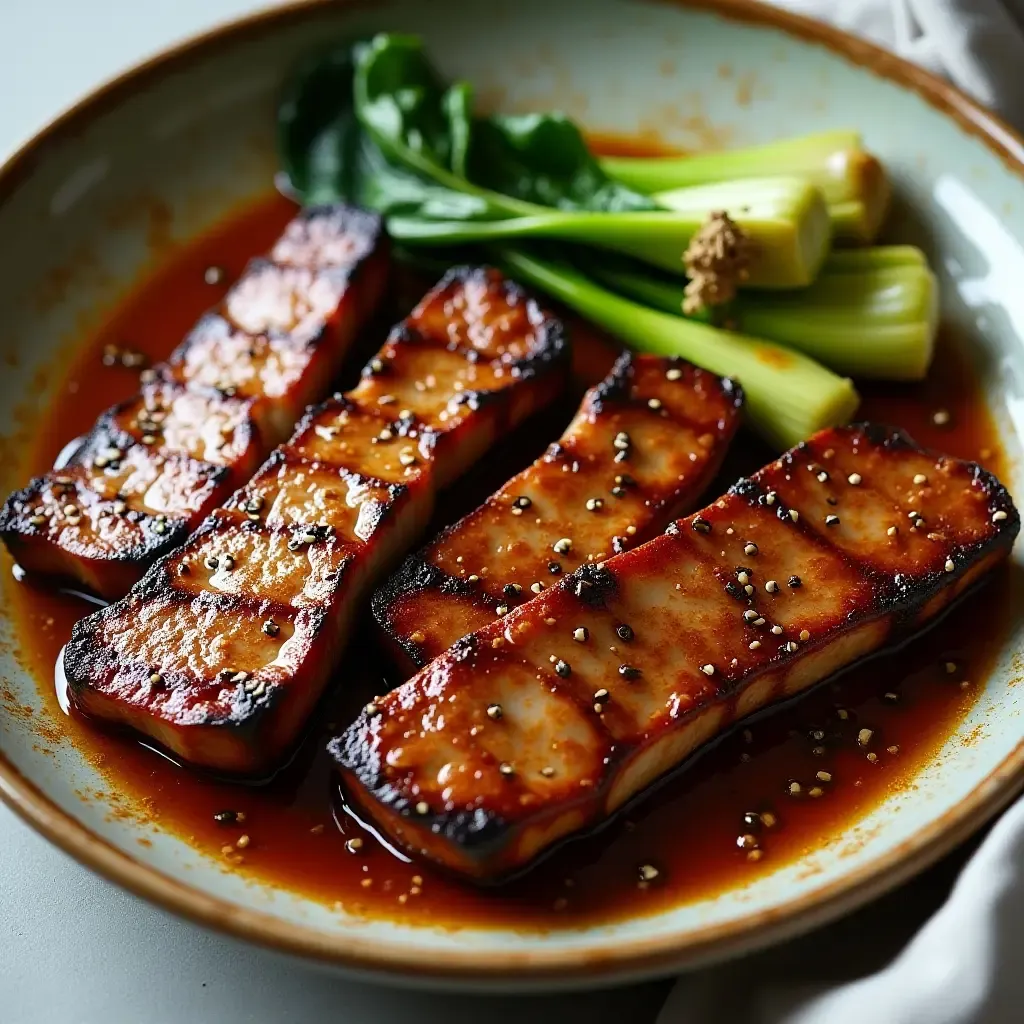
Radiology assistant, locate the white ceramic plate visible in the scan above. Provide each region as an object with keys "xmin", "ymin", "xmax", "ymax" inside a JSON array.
[{"xmin": 0, "ymin": 0, "xmax": 1022, "ymax": 991}]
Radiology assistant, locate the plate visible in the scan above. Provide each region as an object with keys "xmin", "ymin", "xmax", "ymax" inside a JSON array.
[{"xmin": 0, "ymin": 0, "xmax": 1022, "ymax": 991}]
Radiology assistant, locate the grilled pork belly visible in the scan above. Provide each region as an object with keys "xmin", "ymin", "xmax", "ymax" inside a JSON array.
[
  {"xmin": 332, "ymin": 424, "xmax": 1019, "ymax": 881},
  {"xmin": 0, "ymin": 205, "xmax": 388, "ymax": 599},
  {"xmin": 63, "ymin": 267, "xmax": 568, "ymax": 775},
  {"xmin": 375, "ymin": 353, "xmax": 742, "ymax": 673}
]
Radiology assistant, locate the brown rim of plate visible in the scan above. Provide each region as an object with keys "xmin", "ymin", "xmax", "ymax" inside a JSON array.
[{"xmin": 0, "ymin": 0, "xmax": 1023, "ymax": 988}]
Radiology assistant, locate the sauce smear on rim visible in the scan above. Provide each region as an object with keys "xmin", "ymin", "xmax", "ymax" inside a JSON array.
[{"xmin": 6, "ymin": 190, "xmax": 1014, "ymax": 929}]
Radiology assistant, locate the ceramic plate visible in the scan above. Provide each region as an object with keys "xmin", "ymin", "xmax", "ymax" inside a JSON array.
[{"xmin": 0, "ymin": 0, "xmax": 1022, "ymax": 991}]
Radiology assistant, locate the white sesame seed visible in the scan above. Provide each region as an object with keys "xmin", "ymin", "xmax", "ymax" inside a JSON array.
[
  {"xmin": 913, "ymin": 474, "xmax": 927, "ymax": 485},
  {"xmin": 858, "ymin": 728, "xmax": 874, "ymax": 747},
  {"xmin": 700, "ymin": 663, "xmax": 715, "ymax": 676},
  {"xmin": 945, "ymin": 558, "xmax": 955, "ymax": 572},
  {"xmin": 848, "ymin": 473, "xmax": 862, "ymax": 486}
]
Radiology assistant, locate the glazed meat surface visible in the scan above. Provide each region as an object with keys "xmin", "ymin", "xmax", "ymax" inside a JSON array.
[
  {"xmin": 332, "ymin": 424, "xmax": 1019, "ymax": 880},
  {"xmin": 63, "ymin": 267, "xmax": 568, "ymax": 775},
  {"xmin": 374, "ymin": 353, "xmax": 742, "ymax": 673},
  {"xmin": 0, "ymin": 205, "xmax": 388, "ymax": 599}
]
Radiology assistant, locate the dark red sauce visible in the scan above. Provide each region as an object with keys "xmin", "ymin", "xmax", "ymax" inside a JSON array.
[{"xmin": 5, "ymin": 190, "xmax": 1014, "ymax": 930}]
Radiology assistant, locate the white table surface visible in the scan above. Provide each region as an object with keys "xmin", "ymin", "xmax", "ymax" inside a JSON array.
[{"xmin": 0, "ymin": 3, "xmax": 675, "ymax": 1021}]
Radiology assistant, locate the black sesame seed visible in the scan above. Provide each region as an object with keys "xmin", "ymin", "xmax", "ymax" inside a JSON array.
[
  {"xmin": 788, "ymin": 576, "xmax": 802, "ymax": 588},
  {"xmin": 548, "ymin": 562, "xmax": 563, "ymax": 576},
  {"xmin": 616, "ymin": 624, "xmax": 635, "ymax": 642},
  {"xmin": 692, "ymin": 516, "xmax": 711, "ymax": 534},
  {"xmin": 611, "ymin": 486, "xmax": 627, "ymax": 498},
  {"xmin": 555, "ymin": 660, "xmax": 572, "ymax": 678},
  {"xmin": 619, "ymin": 664, "xmax": 641, "ymax": 680},
  {"xmin": 213, "ymin": 810, "xmax": 238, "ymax": 825},
  {"xmin": 513, "ymin": 496, "xmax": 532, "ymax": 510}
]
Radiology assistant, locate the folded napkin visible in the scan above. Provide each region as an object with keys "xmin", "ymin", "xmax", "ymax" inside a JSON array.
[{"xmin": 660, "ymin": 2, "xmax": 1024, "ymax": 1022}]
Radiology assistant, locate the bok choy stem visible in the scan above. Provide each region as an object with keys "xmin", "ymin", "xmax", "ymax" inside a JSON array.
[
  {"xmin": 600, "ymin": 130, "xmax": 890, "ymax": 244},
  {"xmin": 590, "ymin": 246, "xmax": 938, "ymax": 380},
  {"xmin": 496, "ymin": 247, "xmax": 859, "ymax": 450}
]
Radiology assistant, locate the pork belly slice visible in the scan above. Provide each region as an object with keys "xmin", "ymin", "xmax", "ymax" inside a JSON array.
[
  {"xmin": 375, "ymin": 354, "xmax": 743, "ymax": 674},
  {"xmin": 332, "ymin": 424, "xmax": 1020, "ymax": 881},
  {"xmin": 63, "ymin": 267, "xmax": 569, "ymax": 775},
  {"xmin": 0, "ymin": 205, "xmax": 388, "ymax": 599}
]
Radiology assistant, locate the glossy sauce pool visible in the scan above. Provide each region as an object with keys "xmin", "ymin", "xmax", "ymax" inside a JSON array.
[{"xmin": 6, "ymin": 192, "xmax": 1015, "ymax": 930}]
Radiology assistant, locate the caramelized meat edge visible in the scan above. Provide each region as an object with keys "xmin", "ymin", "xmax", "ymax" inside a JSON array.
[
  {"xmin": 332, "ymin": 424, "xmax": 1020, "ymax": 881},
  {"xmin": 0, "ymin": 205, "xmax": 388, "ymax": 599},
  {"xmin": 63, "ymin": 267, "xmax": 569, "ymax": 775},
  {"xmin": 374, "ymin": 353, "xmax": 743, "ymax": 673}
]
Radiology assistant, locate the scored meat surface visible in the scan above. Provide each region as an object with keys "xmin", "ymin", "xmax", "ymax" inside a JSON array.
[
  {"xmin": 0, "ymin": 205, "xmax": 388, "ymax": 599},
  {"xmin": 374, "ymin": 353, "xmax": 743, "ymax": 674},
  {"xmin": 332, "ymin": 424, "xmax": 1019, "ymax": 881},
  {"xmin": 63, "ymin": 267, "xmax": 568, "ymax": 775}
]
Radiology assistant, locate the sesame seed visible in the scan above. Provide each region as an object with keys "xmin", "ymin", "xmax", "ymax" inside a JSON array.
[
  {"xmin": 513, "ymin": 496, "xmax": 532, "ymax": 510},
  {"xmin": 499, "ymin": 762, "xmax": 515, "ymax": 776},
  {"xmin": 945, "ymin": 558, "xmax": 955, "ymax": 572},
  {"xmin": 613, "ymin": 432, "xmax": 631, "ymax": 451},
  {"xmin": 914, "ymin": 474, "xmax": 928, "ymax": 485},
  {"xmin": 415, "ymin": 802, "xmax": 429, "ymax": 815},
  {"xmin": 364, "ymin": 702, "xmax": 380, "ymax": 717},
  {"xmin": 573, "ymin": 627, "xmax": 589, "ymax": 642},
  {"xmin": 744, "ymin": 584, "xmax": 754, "ymax": 596},
  {"xmin": 616, "ymin": 624, "xmax": 634, "ymax": 642},
  {"xmin": 503, "ymin": 583, "xmax": 522, "ymax": 597},
  {"xmin": 737, "ymin": 571, "xmax": 750, "ymax": 585},
  {"xmin": 540, "ymin": 766, "xmax": 556, "ymax": 778},
  {"xmin": 816, "ymin": 771, "xmax": 832, "ymax": 783},
  {"xmin": 817, "ymin": 471, "xmax": 829, "ymax": 483},
  {"xmin": 744, "ymin": 542, "xmax": 758, "ymax": 556},
  {"xmin": 749, "ymin": 640, "xmax": 761, "ymax": 650},
  {"xmin": 235, "ymin": 834, "xmax": 251, "ymax": 849},
  {"xmin": 647, "ymin": 398, "xmax": 662, "ymax": 411},
  {"xmin": 555, "ymin": 659, "xmax": 571, "ymax": 678},
  {"xmin": 496, "ymin": 605, "xmax": 509, "ymax": 616},
  {"xmin": 993, "ymin": 510, "xmax": 1008, "ymax": 523},
  {"xmin": 28, "ymin": 515, "xmax": 47, "ymax": 527},
  {"xmin": 638, "ymin": 864, "xmax": 659, "ymax": 883},
  {"xmin": 808, "ymin": 786, "xmax": 824, "ymax": 799},
  {"xmin": 753, "ymin": 617, "xmax": 765, "ymax": 627},
  {"xmin": 788, "ymin": 576, "xmax": 802, "ymax": 588},
  {"xmin": 262, "ymin": 620, "xmax": 280, "ymax": 638},
  {"xmin": 409, "ymin": 630, "xmax": 426, "ymax": 644},
  {"xmin": 848, "ymin": 473, "xmax": 862, "ymax": 486},
  {"xmin": 593, "ymin": 688, "xmax": 610, "ymax": 704},
  {"xmin": 553, "ymin": 537, "xmax": 572, "ymax": 555},
  {"xmin": 858, "ymin": 728, "xmax": 874, "ymax": 747},
  {"xmin": 789, "ymin": 509, "xmax": 800, "ymax": 522},
  {"xmin": 737, "ymin": 834, "xmax": 759, "ymax": 851},
  {"xmin": 399, "ymin": 451, "xmax": 417, "ymax": 467},
  {"xmin": 531, "ymin": 582, "xmax": 545, "ymax": 594},
  {"xmin": 888, "ymin": 526, "xmax": 899, "ymax": 537},
  {"xmin": 345, "ymin": 838, "xmax": 363, "ymax": 854},
  {"xmin": 825, "ymin": 515, "xmax": 840, "ymax": 527},
  {"xmin": 765, "ymin": 491, "xmax": 777, "ymax": 506},
  {"xmin": 771, "ymin": 625, "xmax": 783, "ymax": 635},
  {"xmin": 700, "ymin": 664, "xmax": 715, "ymax": 676},
  {"xmin": 149, "ymin": 672, "xmax": 163, "ymax": 686},
  {"xmin": 787, "ymin": 781, "xmax": 802, "ymax": 796},
  {"xmin": 783, "ymin": 641, "xmax": 799, "ymax": 653},
  {"xmin": 932, "ymin": 409, "xmax": 950, "ymax": 426},
  {"xmin": 887, "ymin": 745, "xmax": 900, "ymax": 755},
  {"xmin": 692, "ymin": 516, "xmax": 711, "ymax": 534},
  {"xmin": 666, "ymin": 367, "xmax": 683, "ymax": 381},
  {"xmin": 945, "ymin": 661, "xmax": 958, "ymax": 674},
  {"xmin": 212, "ymin": 810, "xmax": 238, "ymax": 825},
  {"xmin": 153, "ymin": 520, "xmax": 167, "ymax": 535},
  {"xmin": 765, "ymin": 580, "xmax": 779, "ymax": 593},
  {"xmin": 619, "ymin": 664, "xmax": 641, "ymax": 680},
  {"xmin": 586, "ymin": 497, "xmax": 604, "ymax": 512},
  {"xmin": 743, "ymin": 610, "xmax": 758, "ymax": 623},
  {"xmin": 799, "ymin": 629, "xmax": 810, "ymax": 641},
  {"xmin": 486, "ymin": 704, "xmax": 503, "ymax": 720}
]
